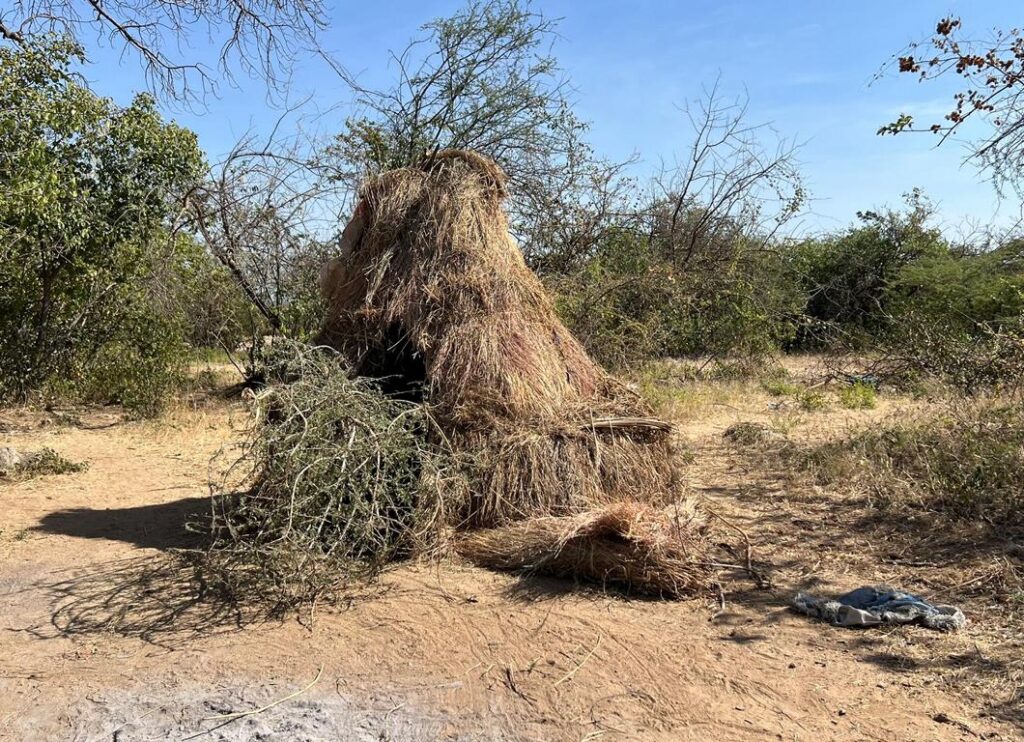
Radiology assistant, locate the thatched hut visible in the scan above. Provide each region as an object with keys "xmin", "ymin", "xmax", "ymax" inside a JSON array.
[{"xmin": 318, "ymin": 150, "xmax": 684, "ymax": 528}]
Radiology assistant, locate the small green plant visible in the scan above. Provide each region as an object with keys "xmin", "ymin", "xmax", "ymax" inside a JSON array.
[
  {"xmin": 838, "ymin": 381, "xmax": 877, "ymax": 409},
  {"xmin": 2, "ymin": 448, "xmax": 88, "ymax": 480},
  {"xmin": 798, "ymin": 391, "xmax": 828, "ymax": 411},
  {"xmin": 762, "ymin": 379, "xmax": 801, "ymax": 397}
]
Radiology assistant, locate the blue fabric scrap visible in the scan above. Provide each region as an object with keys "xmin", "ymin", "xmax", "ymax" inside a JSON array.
[{"xmin": 792, "ymin": 585, "xmax": 966, "ymax": 632}]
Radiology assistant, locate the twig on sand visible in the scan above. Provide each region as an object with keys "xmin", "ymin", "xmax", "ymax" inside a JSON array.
[
  {"xmin": 703, "ymin": 506, "xmax": 753, "ymax": 571},
  {"xmin": 554, "ymin": 634, "xmax": 603, "ymax": 687},
  {"xmin": 702, "ymin": 506, "xmax": 772, "ymax": 587},
  {"xmin": 199, "ymin": 663, "xmax": 323, "ymax": 720}
]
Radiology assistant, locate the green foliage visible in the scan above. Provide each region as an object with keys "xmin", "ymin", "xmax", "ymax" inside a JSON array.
[
  {"xmin": 0, "ymin": 37, "xmax": 205, "ymax": 413},
  {"xmin": 164, "ymin": 235, "xmax": 256, "ymax": 352},
  {"xmin": 553, "ymin": 228, "xmax": 803, "ymax": 368},
  {"xmin": 838, "ymin": 382, "xmax": 877, "ymax": 410},
  {"xmin": 328, "ymin": 0, "xmax": 575, "ymax": 184},
  {"xmin": 798, "ymin": 391, "xmax": 828, "ymax": 411},
  {"xmin": 888, "ymin": 244, "xmax": 1024, "ymax": 334},
  {"xmin": 789, "ymin": 191, "xmax": 946, "ymax": 347},
  {"xmin": 762, "ymin": 379, "xmax": 801, "ymax": 396},
  {"xmin": 2, "ymin": 447, "xmax": 87, "ymax": 479},
  {"xmin": 807, "ymin": 403, "xmax": 1024, "ymax": 525}
]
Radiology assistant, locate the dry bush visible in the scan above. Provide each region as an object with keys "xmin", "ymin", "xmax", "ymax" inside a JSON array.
[
  {"xmin": 805, "ymin": 401, "xmax": 1024, "ymax": 526},
  {"xmin": 723, "ymin": 421, "xmax": 773, "ymax": 446},
  {"xmin": 199, "ymin": 341, "xmax": 455, "ymax": 608},
  {"xmin": 456, "ymin": 500, "xmax": 712, "ymax": 597}
]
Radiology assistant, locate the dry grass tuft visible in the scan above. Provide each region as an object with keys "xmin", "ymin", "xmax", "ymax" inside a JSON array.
[{"xmin": 805, "ymin": 400, "xmax": 1024, "ymax": 525}]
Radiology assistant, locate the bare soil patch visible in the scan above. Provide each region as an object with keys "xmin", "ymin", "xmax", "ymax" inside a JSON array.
[{"xmin": 1, "ymin": 366, "xmax": 1019, "ymax": 740}]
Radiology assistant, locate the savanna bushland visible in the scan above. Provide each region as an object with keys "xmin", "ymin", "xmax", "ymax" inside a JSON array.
[{"xmin": 2, "ymin": 2, "xmax": 1023, "ymax": 737}]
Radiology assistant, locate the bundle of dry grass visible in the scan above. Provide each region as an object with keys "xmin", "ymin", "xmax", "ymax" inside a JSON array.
[
  {"xmin": 456, "ymin": 500, "xmax": 712, "ymax": 597},
  {"xmin": 319, "ymin": 150, "xmax": 682, "ymax": 525}
]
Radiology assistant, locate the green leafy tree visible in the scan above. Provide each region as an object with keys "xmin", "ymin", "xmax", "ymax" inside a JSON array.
[
  {"xmin": 888, "ymin": 242, "xmax": 1024, "ymax": 335},
  {"xmin": 789, "ymin": 191, "xmax": 946, "ymax": 346},
  {"xmin": 0, "ymin": 36, "xmax": 204, "ymax": 411}
]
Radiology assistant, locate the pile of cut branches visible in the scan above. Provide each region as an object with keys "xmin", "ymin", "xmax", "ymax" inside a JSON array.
[{"xmin": 199, "ymin": 341, "xmax": 455, "ymax": 608}]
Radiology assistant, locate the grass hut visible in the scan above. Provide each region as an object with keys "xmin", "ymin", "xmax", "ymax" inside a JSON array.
[{"xmin": 318, "ymin": 150, "xmax": 685, "ymax": 528}]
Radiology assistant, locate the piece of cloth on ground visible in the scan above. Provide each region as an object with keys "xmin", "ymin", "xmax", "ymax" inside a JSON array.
[{"xmin": 792, "ymin": 585, "xmax": 966, "ymax": 631}]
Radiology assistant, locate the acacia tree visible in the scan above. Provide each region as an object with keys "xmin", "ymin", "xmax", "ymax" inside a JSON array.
[
  {"xmin": 881, "ymin": 17, "xmax": 1024, "ymax": 196},
  {"xmin": 327, "ymin": 0, "xmax": 632, "ymax": 266},
  {"xmin": 651, "ymin": 82, "xmax": 806, "ymax": 270},
  {"xmin": 0, "ymin": 0, "xmax": 329, "ymax": 102}
]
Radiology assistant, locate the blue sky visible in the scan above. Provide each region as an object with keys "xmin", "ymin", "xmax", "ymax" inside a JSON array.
[{"xmin": 81, "ymin": 0, "xmax": 1022, "ymax": 235}]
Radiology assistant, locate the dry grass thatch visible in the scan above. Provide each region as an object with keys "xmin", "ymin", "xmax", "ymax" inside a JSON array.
[
  {"xmin": 318, "ymin": 149, "xmax": 683, "ymax": 526},
  {"xmin": 456, "ymin": 500, "xmax": 712, "ymax": 597}
]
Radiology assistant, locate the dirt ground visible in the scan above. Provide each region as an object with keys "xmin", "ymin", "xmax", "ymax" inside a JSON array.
[{"xmin": 1, "ymin": 362, "xmax": 1021, "ymax": 741}]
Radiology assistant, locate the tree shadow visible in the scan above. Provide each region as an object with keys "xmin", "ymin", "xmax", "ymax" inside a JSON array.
[
  {"xmin": 23, "ymin": 497, "xmax": 282, "ymax": 647},
  {"xmin": 31, "ymin": 496, "xmax": 210, "ymax": 550}
]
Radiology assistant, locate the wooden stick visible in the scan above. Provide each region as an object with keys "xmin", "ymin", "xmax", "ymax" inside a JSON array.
[
  {"xmin": 554, "ymin": 634, "xmax": 602, "ymax": 687},
  {"xmin": 201, "ymin": 665, "xmax": 324, "ymax": 722}
]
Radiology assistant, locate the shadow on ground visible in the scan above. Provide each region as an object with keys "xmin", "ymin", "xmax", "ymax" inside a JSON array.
[
  {"xmin": 32, "ymin": 495, "xmax": 209, "ymax": 550},
  {"xmin": 27, "ymin": 555, "xmax": 262, "ymax": 647},
  {"xmin": 22, "ymin": 497, "xmax": 270, "ymax": 646}
]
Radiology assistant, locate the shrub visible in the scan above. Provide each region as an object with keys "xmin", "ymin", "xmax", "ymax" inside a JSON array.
[
  {"xmin": 788, "ymin": 192, "xmax": 946, "ymax": 348},
  {"xmin": 798, "ymin": 391, "xmax": 828, "ymax": 411},
  {"xmin": 0, "ymin": 38, "xmax": 204, "ymax": 414},
  {"xmin": 0, "ymin": 448, "xmax": 87, "ymax": 480},
  {"xmin": 838, "ymin": 381, "xmax": 877, "ymax": 409},
  {"xmin": 762, "ymin": 379, "xmax": 801, "ymax": 397},
  {"xmin": 552, "ymin": 228, "xmax": 803, "ymax": 368},
  {"xmin": 723, "ymin": 421, "xmax": 773, "ymax": 446},
  {"xmin": 879, "ymin": 313, "xmax": 1024, "ymax": 395},
  {"xmin": 887, "ymin": 243, "xmax": 1024, "ymax": 338},
  {"xmin": 806, "ymin": 403, "xmax": 1024, "ymax": 525}
]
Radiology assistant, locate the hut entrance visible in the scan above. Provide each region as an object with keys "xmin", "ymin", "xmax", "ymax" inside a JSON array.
[{"xmin": 357, "ymin": 323, "xmax": 427, "ymax": 401}]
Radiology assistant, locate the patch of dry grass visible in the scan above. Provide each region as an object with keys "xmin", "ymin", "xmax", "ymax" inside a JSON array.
[{"xmin": 804, "ymin": 400, "xmax": 1024, "ymax": 525}]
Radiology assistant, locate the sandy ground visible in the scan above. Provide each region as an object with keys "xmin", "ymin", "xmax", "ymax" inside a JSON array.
[{"xmin": 1, "ymin": 372, "xmax": 1020, "ymax": 741}]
